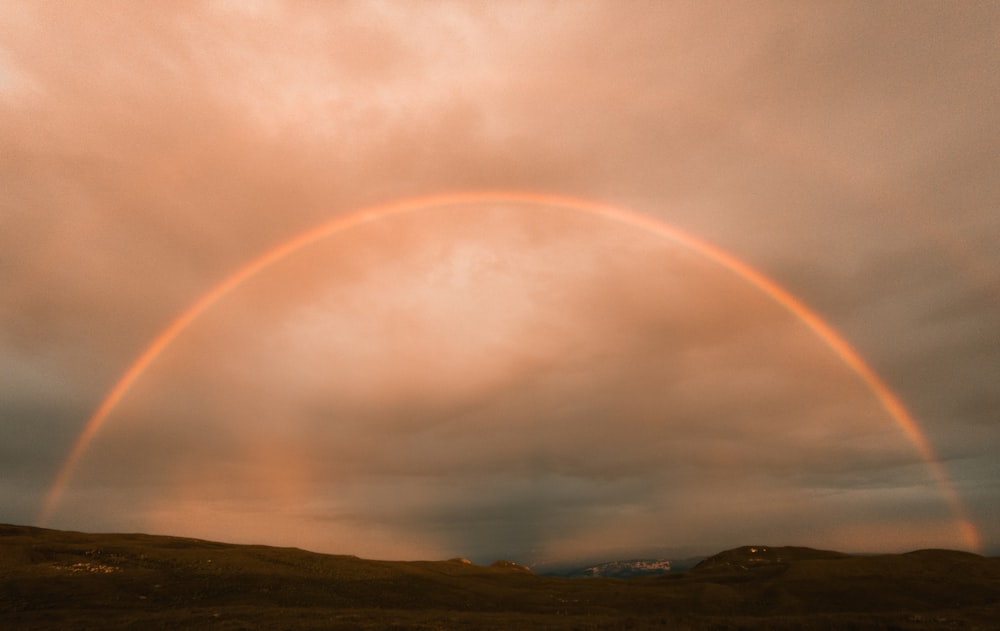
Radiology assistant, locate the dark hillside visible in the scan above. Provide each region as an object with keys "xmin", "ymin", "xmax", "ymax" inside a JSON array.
[{"xmin": 3, "ymin": 524, "xmax": 999, "ymax": 630}]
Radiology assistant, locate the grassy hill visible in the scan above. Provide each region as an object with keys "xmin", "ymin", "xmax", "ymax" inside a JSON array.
[{"xmin": 2, "ymin": 524, "xmax": 999, "ymax": 630}]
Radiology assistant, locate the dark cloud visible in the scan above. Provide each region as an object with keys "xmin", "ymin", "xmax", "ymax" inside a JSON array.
[{"xmin": 2, "ymin": 1, "xmax": 998, "ymax": 560}]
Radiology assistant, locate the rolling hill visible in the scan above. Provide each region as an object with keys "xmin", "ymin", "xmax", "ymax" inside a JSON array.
[{"xmin": 2, "ymin": 524, "xmax": 999, "ymax": 630}]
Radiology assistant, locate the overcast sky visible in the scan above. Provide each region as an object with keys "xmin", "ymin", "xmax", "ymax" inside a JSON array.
[{"xmin": 2, "ymin": 1, "xmax": 998, "ymax": 566}]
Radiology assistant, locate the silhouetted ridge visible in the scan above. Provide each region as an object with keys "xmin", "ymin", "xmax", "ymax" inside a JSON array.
[
  {"xmin": 489, "ymin": 559, "xmax": 533, "ymax": 573},
  {"xmin": 693, "ymin": 545, "xmax": 849, "ymax": 572}
]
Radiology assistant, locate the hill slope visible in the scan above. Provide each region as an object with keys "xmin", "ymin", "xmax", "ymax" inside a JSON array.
[{"xmin": 2, "ymin": 524, "xmax": 999, "ymax": 630}]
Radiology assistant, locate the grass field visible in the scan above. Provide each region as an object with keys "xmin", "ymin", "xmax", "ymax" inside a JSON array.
[{"xmin": 3, "ymin": 524, "xmax": 998, "ymax": 630}]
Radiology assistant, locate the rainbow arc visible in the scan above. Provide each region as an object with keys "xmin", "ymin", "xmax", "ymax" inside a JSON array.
[{"xmin": 38, "ymin": 191, "xmax": 982, "ymax": 553}]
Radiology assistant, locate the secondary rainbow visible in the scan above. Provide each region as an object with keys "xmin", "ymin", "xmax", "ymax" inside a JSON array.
[{"xmin": 38, "ymin": 191, "xmax": 982, "ymax": 552}]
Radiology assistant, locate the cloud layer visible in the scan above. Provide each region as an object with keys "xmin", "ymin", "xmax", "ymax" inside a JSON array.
[{"xmin": 2, "ymin": 1, "xmax": 998, "ymax": 563}]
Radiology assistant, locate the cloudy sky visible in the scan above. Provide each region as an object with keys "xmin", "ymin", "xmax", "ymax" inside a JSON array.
[{"xmin": 2, "ymin": 1, "xmax": 998, "ymax": 566}]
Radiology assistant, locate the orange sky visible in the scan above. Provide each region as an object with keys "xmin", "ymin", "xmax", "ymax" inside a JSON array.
[{"xmin": 2, "ymin": 1, "xmax": 999, "ymax": 565}]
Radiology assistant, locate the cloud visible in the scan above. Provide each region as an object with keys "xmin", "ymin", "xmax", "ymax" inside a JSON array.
[
  {"xmin": 46, "ymin": 205, "xmax": 948, "ymax": 561},
  {"xmin": 2, "ymin": 1, "xmax": 998, "ymax": 559}
]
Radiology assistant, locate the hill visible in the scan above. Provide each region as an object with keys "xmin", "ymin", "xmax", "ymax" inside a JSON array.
[{"xmin": 2, "ymin": 524, "xmax": 999, "ymax": 630}]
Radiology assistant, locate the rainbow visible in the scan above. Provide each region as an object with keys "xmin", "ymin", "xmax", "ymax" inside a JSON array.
[{"xmin": 38, "ymin": 191, "xmax": 982, "ymax": 552}]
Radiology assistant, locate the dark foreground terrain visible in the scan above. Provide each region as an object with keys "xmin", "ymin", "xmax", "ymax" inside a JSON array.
[{"xmin": 2, "ymin": 524, "xmax": 999, "ymax": 630}]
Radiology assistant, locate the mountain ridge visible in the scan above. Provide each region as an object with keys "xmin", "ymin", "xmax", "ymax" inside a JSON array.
[{"xmin": 564, "ymin": 558, "xmax": 672, "ymax": 578}]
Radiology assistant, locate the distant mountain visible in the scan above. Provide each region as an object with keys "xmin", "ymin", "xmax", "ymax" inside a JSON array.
[{"xmin": 566, "ymin": 558, "xmax": 671, "ymax": 578}]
